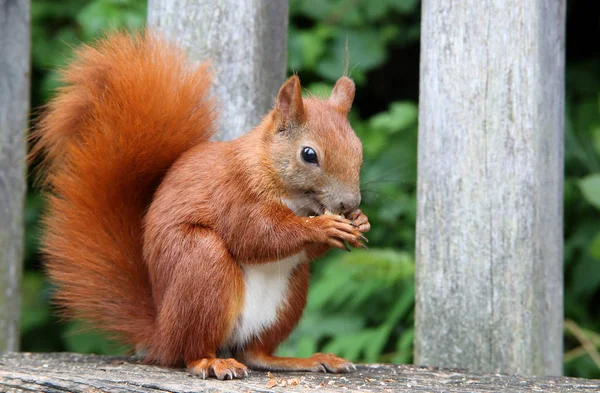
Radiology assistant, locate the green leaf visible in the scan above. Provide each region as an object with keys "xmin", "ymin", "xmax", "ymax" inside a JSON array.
[
  {"xmin": 305, "ymin": 82, "xmax": 334, "ymax": 99},
  {"xmin": 369, "ymin": 102, "xmax": 418, "ymax": 134},
  {"xmin": 20, "ymin": 272, "xmax": 51, "ymax": 334},
  {"xmin": 316, "ymin": 29, "xmax": 387, "ymax": 82},
  {"xmin": 63, "ymin": 320, "xmax": 126, "ymax": 355},
  {"xmin": 590, "ymin": 232, "xmax": 600, "ymax": 260},
  {"xmin": 32, "ymin": 27, "xmax": 81, "ymax": 69},
  {"xmin": 295, "ymin": 336, "xmax": 318, "ymax": 358},
  {"xmin": 579, "ymin": 174, "xmax": 600, "ymax": 210},
  {"xmin": 364, "ymin": 327, "xmax": 390, "ymax": 362},
  {"xmin": 391, "ymin": 0, "xmax": 419, "ymax": 14},
  {"xmin": 391, "ymin": 328, "xmax": 414, "ymax": 364},
  {"xmin": 363, "ymin": 1, "xmax": 389, "ymax": 20},
  {"xmin": 592, "ymin": 126, "xmax": 600, "ymax": 156},
  {"xmin": 77, "ymin": 0, "xmax": 146, "ymax": 40},
  {"xmin": 295, "ymin": 0, "xmax": 336, "ymax": 21},
  {"xmin": 322, "ymin": 331, "xmax": 370, "ymax": 361},
  {"xmin": 571, "ymin": 254, "xmax": 600, "ymax": 297}
]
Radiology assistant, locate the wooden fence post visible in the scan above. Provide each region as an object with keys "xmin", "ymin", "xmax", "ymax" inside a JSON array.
[
  {"xmin": 415, "ymin": 0, "xmax": 566, "ymax": 376},
  {"xmin": 0, "ymin": 0, "xmax": 30, "ymax": 352},
  {"xmin": 147, "ymin": 0, "xmax": 288, "ymax": 141}
]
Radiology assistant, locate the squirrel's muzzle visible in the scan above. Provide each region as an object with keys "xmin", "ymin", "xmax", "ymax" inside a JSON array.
[{"xmin": 337, "ymin": 192, "xmax": 361, "ymax": 216}]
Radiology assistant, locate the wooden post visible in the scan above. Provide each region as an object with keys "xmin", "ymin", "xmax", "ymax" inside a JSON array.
[
  {"xmin": 147, "ymin": 0, "xmax": 288, "ymax": 141},
  {"xmin": 415, "ymin": 0, "xmax": 565, "ymax": 376},
  {"xmin": 0, "ymin": 0, "xmax": 30, "ymax": 352}
]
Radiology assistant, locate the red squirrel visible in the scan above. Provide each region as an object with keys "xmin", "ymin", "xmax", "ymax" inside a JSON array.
[{"xmin": 32, "ymin": 31, "xmax": 370, "ymax": 380}]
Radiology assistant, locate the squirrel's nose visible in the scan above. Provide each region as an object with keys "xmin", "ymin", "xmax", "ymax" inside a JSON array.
[{"xmin": 339, "ymin": 193, "xmax": 361, "ymax": 216}]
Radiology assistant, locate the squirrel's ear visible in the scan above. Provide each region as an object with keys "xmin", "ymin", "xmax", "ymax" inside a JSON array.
[
  {"xmin": 329, "ymin": 76, "xmax": 355, "ymax": 115},
  {"xmin": 276, "ymin": 75, "xmax": 305, "ymax": 127}
]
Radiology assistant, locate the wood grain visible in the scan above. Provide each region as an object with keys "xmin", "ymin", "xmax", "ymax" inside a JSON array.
[
  {"xmin": 0, "ymin": 0, "xmax": 30, "ymax": 353},
  {"xmin": 147, "ymin": 0, "xmax": 289, "ymax": 141},
  {"xmin": 1, "ymin": 353, "xmax": 598, "ymax": 393},
  {"xmin": 415, "ymin": 0, "xmax": 566, "ymax": 376}
]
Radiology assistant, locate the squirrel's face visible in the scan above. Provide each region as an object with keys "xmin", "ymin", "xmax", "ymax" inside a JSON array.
[{"xmin": 271, "ymin": 76, "xmax": 363, "ymax": 217}]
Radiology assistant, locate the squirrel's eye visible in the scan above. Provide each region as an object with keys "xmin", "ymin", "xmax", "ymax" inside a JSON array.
[{"xmin": 301, "ymin": 147, "xmax": 318, "ymax": 165}]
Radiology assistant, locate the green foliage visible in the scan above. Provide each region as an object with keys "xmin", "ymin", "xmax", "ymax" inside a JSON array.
[
  {"xmin": 63, "ymin": 321, "xmax": 127, "ymax": 355},
  {"xmin": 288, "ymin": 0, "xmax": 419, "ymax": 84},
  {"xmin": 280, "ymin": 249, "xmax": 415, "ymax": 364},
  {"xmin": 22, "ymin": 0, "xmax": 600, "ymax": 380},
  {"xmin": 20, "ymin": 271, "xmax": 50, "ymax": 335},
  {"xmin": 579, "ymin": 174, "xmax": 600, "ymax": 210},
  {"xmin": 30, "ymin": 0, "xmax": 146, "ymax": 104},
  {"xmin": 563, "ymin": 59, "xmax": 600, "ymax": 377}
]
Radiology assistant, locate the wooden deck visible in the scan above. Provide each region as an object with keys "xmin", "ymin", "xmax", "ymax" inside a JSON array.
[{"xmin": 1, "ymin": 352, "xmax": 598, "ymax": 392}]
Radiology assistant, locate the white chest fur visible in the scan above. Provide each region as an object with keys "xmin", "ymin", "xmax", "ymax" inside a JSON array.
[{"xmin": 227, "ymin": 251, "xmax": 306, "ymax": 348}]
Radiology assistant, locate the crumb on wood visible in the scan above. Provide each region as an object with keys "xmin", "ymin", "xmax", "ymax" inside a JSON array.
[{"xmin": 265, "ymin": 372, "xmax": 302, "ymax": 389}]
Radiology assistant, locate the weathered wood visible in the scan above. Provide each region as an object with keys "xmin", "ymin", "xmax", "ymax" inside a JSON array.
[
  {"xmin": 0, "ymin": 0, "xmax": 30, "ymax": 353},
  {"xmin": 1, "ymin": 353, "xmax": 598, "ymax": 393},
  {"xmin": 147, "ymin": 0, "xmax": 288, "ymax": 141},
  {"xmin": 415, "ymin": 0, "xmax": 566, "ymax": 376}
]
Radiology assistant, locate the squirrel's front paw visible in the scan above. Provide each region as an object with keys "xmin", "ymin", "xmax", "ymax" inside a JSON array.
[
  {"xmin": 348, "ymin": 209, "xmax": 371, "ymax": 234},
  {"xmin": 309, "ymin": 214, "xmax": 367, "ymax": 250}
]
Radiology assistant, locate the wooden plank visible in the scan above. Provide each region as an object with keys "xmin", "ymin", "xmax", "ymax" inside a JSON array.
[
  {"xmin": 0, "ymin": 0, "xmax": 30, "ymax": 353},
  {"xmin": 1, "ymin": 353, "xmax": 598, "ymax": 393},
  {"xmin": 415, "ymin": 0, "xmax": 566, "ymax": 376},
  {"xmin": 147, "ymin": 0, "xmax": 289, "ymax": 140}
]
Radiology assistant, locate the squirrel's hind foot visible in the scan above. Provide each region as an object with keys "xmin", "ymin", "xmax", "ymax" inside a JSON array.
[{"xmin": 242, "ymin": 351, "xmax": 356, "ymax": 373}]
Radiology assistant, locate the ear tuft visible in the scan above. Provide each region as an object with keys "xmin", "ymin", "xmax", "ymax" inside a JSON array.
[
  {"xmin": 276, "ymin": 75, "xmax": 305, "ymax": 127},
  {"xmin": 329, "ymin": 77, "xmax": 355, "ymax": 115}
]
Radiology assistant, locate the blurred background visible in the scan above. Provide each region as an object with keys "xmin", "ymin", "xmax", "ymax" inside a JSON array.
[{"xmin": 22, "ymin": 0, "xmax": 599, "ymax": 379}]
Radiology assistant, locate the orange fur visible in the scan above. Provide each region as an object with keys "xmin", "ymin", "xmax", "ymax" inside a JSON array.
[
  {"xmin": 33, "ymin": 31, "xmax": 215, "ymax": 346},
  {"xmin": 34, "ymin": 31, "xmax": 369, "ymax": 379}
]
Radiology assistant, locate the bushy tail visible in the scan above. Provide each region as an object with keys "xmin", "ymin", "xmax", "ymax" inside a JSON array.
[{"xmin": 32, "ymin": 31, "xmax": 216, "ymax": 346}]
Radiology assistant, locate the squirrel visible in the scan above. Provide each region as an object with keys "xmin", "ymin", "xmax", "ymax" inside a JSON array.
[{"xmin": 32, "ymin": 31, "xmax": 370, "ymax": 380}]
